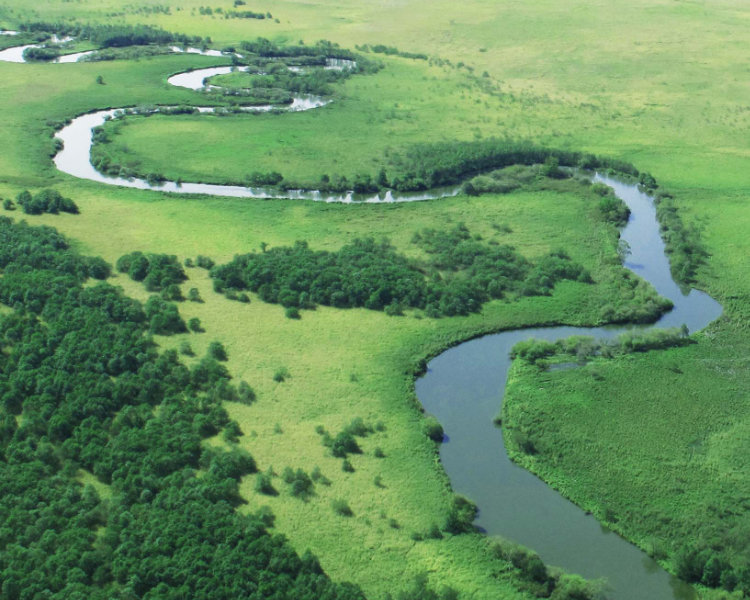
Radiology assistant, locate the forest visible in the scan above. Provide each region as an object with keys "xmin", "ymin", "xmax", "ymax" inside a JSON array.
[
  {"xmin": 0, "ymin": 217, "xmax": 363, "ymax": 600},
  {"xmin": 209, "ymin": 225, "xmax": 592, "ymax": 318}
]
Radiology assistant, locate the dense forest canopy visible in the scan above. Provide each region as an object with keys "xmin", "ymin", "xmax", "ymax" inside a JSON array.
[
  {"xmin": 0, "ymin": 217, "xmax": 363, "ymax": 600},
  {"xmin": 210, "ymin": 225, "xmax": 592, "ymax": 318}
]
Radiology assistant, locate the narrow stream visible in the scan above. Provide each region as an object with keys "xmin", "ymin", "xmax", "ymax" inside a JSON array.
[{"xmin": 416, "ymin": 176, "xmax": 722, "ymax": 600}]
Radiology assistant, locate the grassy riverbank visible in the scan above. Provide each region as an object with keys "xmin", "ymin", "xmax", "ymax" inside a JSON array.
[{"xmin": 1, "ymin": 0, "xmax": 750, "ymax": 598}]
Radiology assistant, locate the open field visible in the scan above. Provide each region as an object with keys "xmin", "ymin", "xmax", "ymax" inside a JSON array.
[{"xmin": 1, "ymin": 0, "xmax": 750, "ymax": 598}]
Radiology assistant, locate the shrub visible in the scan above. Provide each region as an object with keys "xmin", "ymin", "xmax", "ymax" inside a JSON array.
[
  {"xmin": 208, "ymin": 341, "xmax": 228, "ymax": 361},
  {"xmin": 331, "ymin": 431, "xmax": 361, "ymax": 458},
  {"xmin": 332, "ymin": 499, "xmax": 353, "ymax": 516},
  {"xmin": 273, "ymin": 367, "xmax": 289, "ymax": 382},
  {"xmin": 421, "ymin": 416, "xmax": 444, "ymax": 442},
  {"xmin": 237, "ymin": 381, "xmax": 256, "ymax": 404},
  {"xmin": 196, "ymin": 255, "xmax": 215, "ymax": 269},
  {"xmin": 443, "ymin": 495, "xmax": 477, "ymax": 534},
  {"xmin": 310, "ymin": 466, "xmax": 331, "ymax": 486},
  {"xmin": 255, "ymin": 468, "xmax": 277, "ymax": 495},
  {"xmin": 188, "ymin": 317, "xmax": 203, "ymax": 333},
  {"xmin": 282, "ymin": 468, "xmax": 314, "ymax": 499}
]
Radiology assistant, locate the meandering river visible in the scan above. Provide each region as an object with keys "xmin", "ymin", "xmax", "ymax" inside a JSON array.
[
  {"xmin": 416, "ymin": 175, "xmax": 722, "ymax": 600},
  {"xmin": 0, "ymin": 35, "xmax": 724, "ymax": 598}
]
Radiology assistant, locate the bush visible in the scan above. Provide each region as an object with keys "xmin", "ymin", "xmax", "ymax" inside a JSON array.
[
  {"xmin": 331, "ymin": 432, "xmax": 360, "ymax": 458},
  {"xmin": 285, "ymin": 306, "xmax": 301, "ymax": 319},
  {"xmin": 208, "ymin": 341, "xmax": 228, "ymax": 361},
  {"xmin": 332, "ymin": 499, "xmax": 353, "ymax": 516},
  {"xmin": 273, "ymin": 367, "xmax": 289, "ymax": 382},
  {"xmin": 255, "ymin": 468, "xmax": 277, "ymax": 495},
  {"xmin": 443, "ymin": 495, "xmax": 477, "ymax": 534},
  {"xmin": 237, "ymin": 380, "xmax": 256, "ymax": 404},
  {"xmin": 188, "ymin": 317, "xmax": 203, "ymax": 333},
  {"xmin": 196, "ymin": 255, "xmax": 215, "ymax": 269},
  {"xmin": 421, "ymin": 416, "xmax": 444, "ymax": 442},
  {"xmin": 282, "ymin": 468, "xmax": 314, "ymax": 499}
]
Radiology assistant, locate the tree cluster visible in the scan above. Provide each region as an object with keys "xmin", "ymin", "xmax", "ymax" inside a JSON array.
[
  {"xmin": 385, "ymin": 139, "xmax": 639, "ymax": 192},
  {"xmin": 18, "ymin": 21, "xmax": 204, "ymax": 48},
  {"xmin": 675, "ymin": 544, "xmax": 750, "ymax": 595},
  {"xmin": 116, "ymin": 252, "xmax": 187, "ymax": 293},
  {"xmin": 210, "ymin": 226, "xmax": 590, "ymax": 318},
  {"xmin": 16, "ymin": 189, "xmax": 79, "ymax": 215},
  {"xmin": 0, "ymin": 217, "xmax": 363, "ymax": 600}
]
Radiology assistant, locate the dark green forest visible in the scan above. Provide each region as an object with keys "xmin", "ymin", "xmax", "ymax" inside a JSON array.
[
  {"xmin": 0, "ymin": 217, "xmax": 363, "ymax": 600},
  {"xmin": 210, "ymin": 225, "xmax": 592, "ymax": 318}
]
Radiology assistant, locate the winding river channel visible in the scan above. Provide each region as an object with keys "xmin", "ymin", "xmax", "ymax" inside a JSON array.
[
  {"xmin": 417, "ymin": 175, "xmax": 722, "ymax": 600},
  {"xmin": 1, "ymin": 35, "xmax": 724, "ymax": 599}
]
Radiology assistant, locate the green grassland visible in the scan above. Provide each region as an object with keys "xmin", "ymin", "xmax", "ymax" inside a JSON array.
[{"xmin": 1, "ymin": 0, "xmax": 750, "ymax": 598}]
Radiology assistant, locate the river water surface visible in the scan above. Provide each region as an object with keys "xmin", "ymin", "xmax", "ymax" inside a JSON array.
[{"xmin": 416, "ymin": 176, "xmax": 722, "ymax": 600}]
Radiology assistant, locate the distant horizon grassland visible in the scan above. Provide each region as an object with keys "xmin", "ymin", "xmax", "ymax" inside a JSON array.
[{"xmin": 0, "ymin": 0, "xmax": 749, "ymax": 599}]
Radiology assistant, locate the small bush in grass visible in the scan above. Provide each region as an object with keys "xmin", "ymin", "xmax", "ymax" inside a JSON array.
[
  {"xmin": 188, "ymin": 317, "xmax": 203, "ymax": 332},
  {"xmin": 196, "ymin": 255, "xmax": 215, "ymax": 269},
  {"xmin": 223, "ymin": 421, "xmax": 242, "ymax": 443},
  {"xmin": 273, "ymin": 367, "xmax": 290, "ymax": 382},
  {"xmin": 342, "ymin": 459, "xmax": 354, "ymax": 473},
  {"xmin": 179, "ymin": 341, "xmax": 194, "ymax": 356},
  {"xmin": 332, "ymin": 432, "xmax": 360, "ymax": 457},
  {"xmin": 237, "ymin": 380, "xmax": 256, "ymax": 404},
  {"xmin": 344, "ymin": 417, "xmax": 372, "ymax": 437},
  {"xmin": 311, "ymin": 466, "xmax": 331, "ymax": 486},
  {"xmin": 332, "ymin": 498, "xmax": 353, "ymax": 517},
  {"xmin": 255, "ymin": 468, "xmax": 277, "ymax": 495},
  {"xmin": 208, "ymin": 341, "xmax": 228, "ymax": 361},
  {"xmin": 285, "ymin": 306, "xmax": 301, "ymax": 319},
  {"xmin": 282, "ymin": 467, "xmax": 314, "ymax": 499},
  {"xmin": 426, "ymin": 523, "xmax": 443, "ymax": 539},
  {"xmin": 373, "ymin": 446, "xmax": 385, "ymax": 458},
  {"xmin": 187, "ymin": 287, "xmax": 203, "ymax": 302}
]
